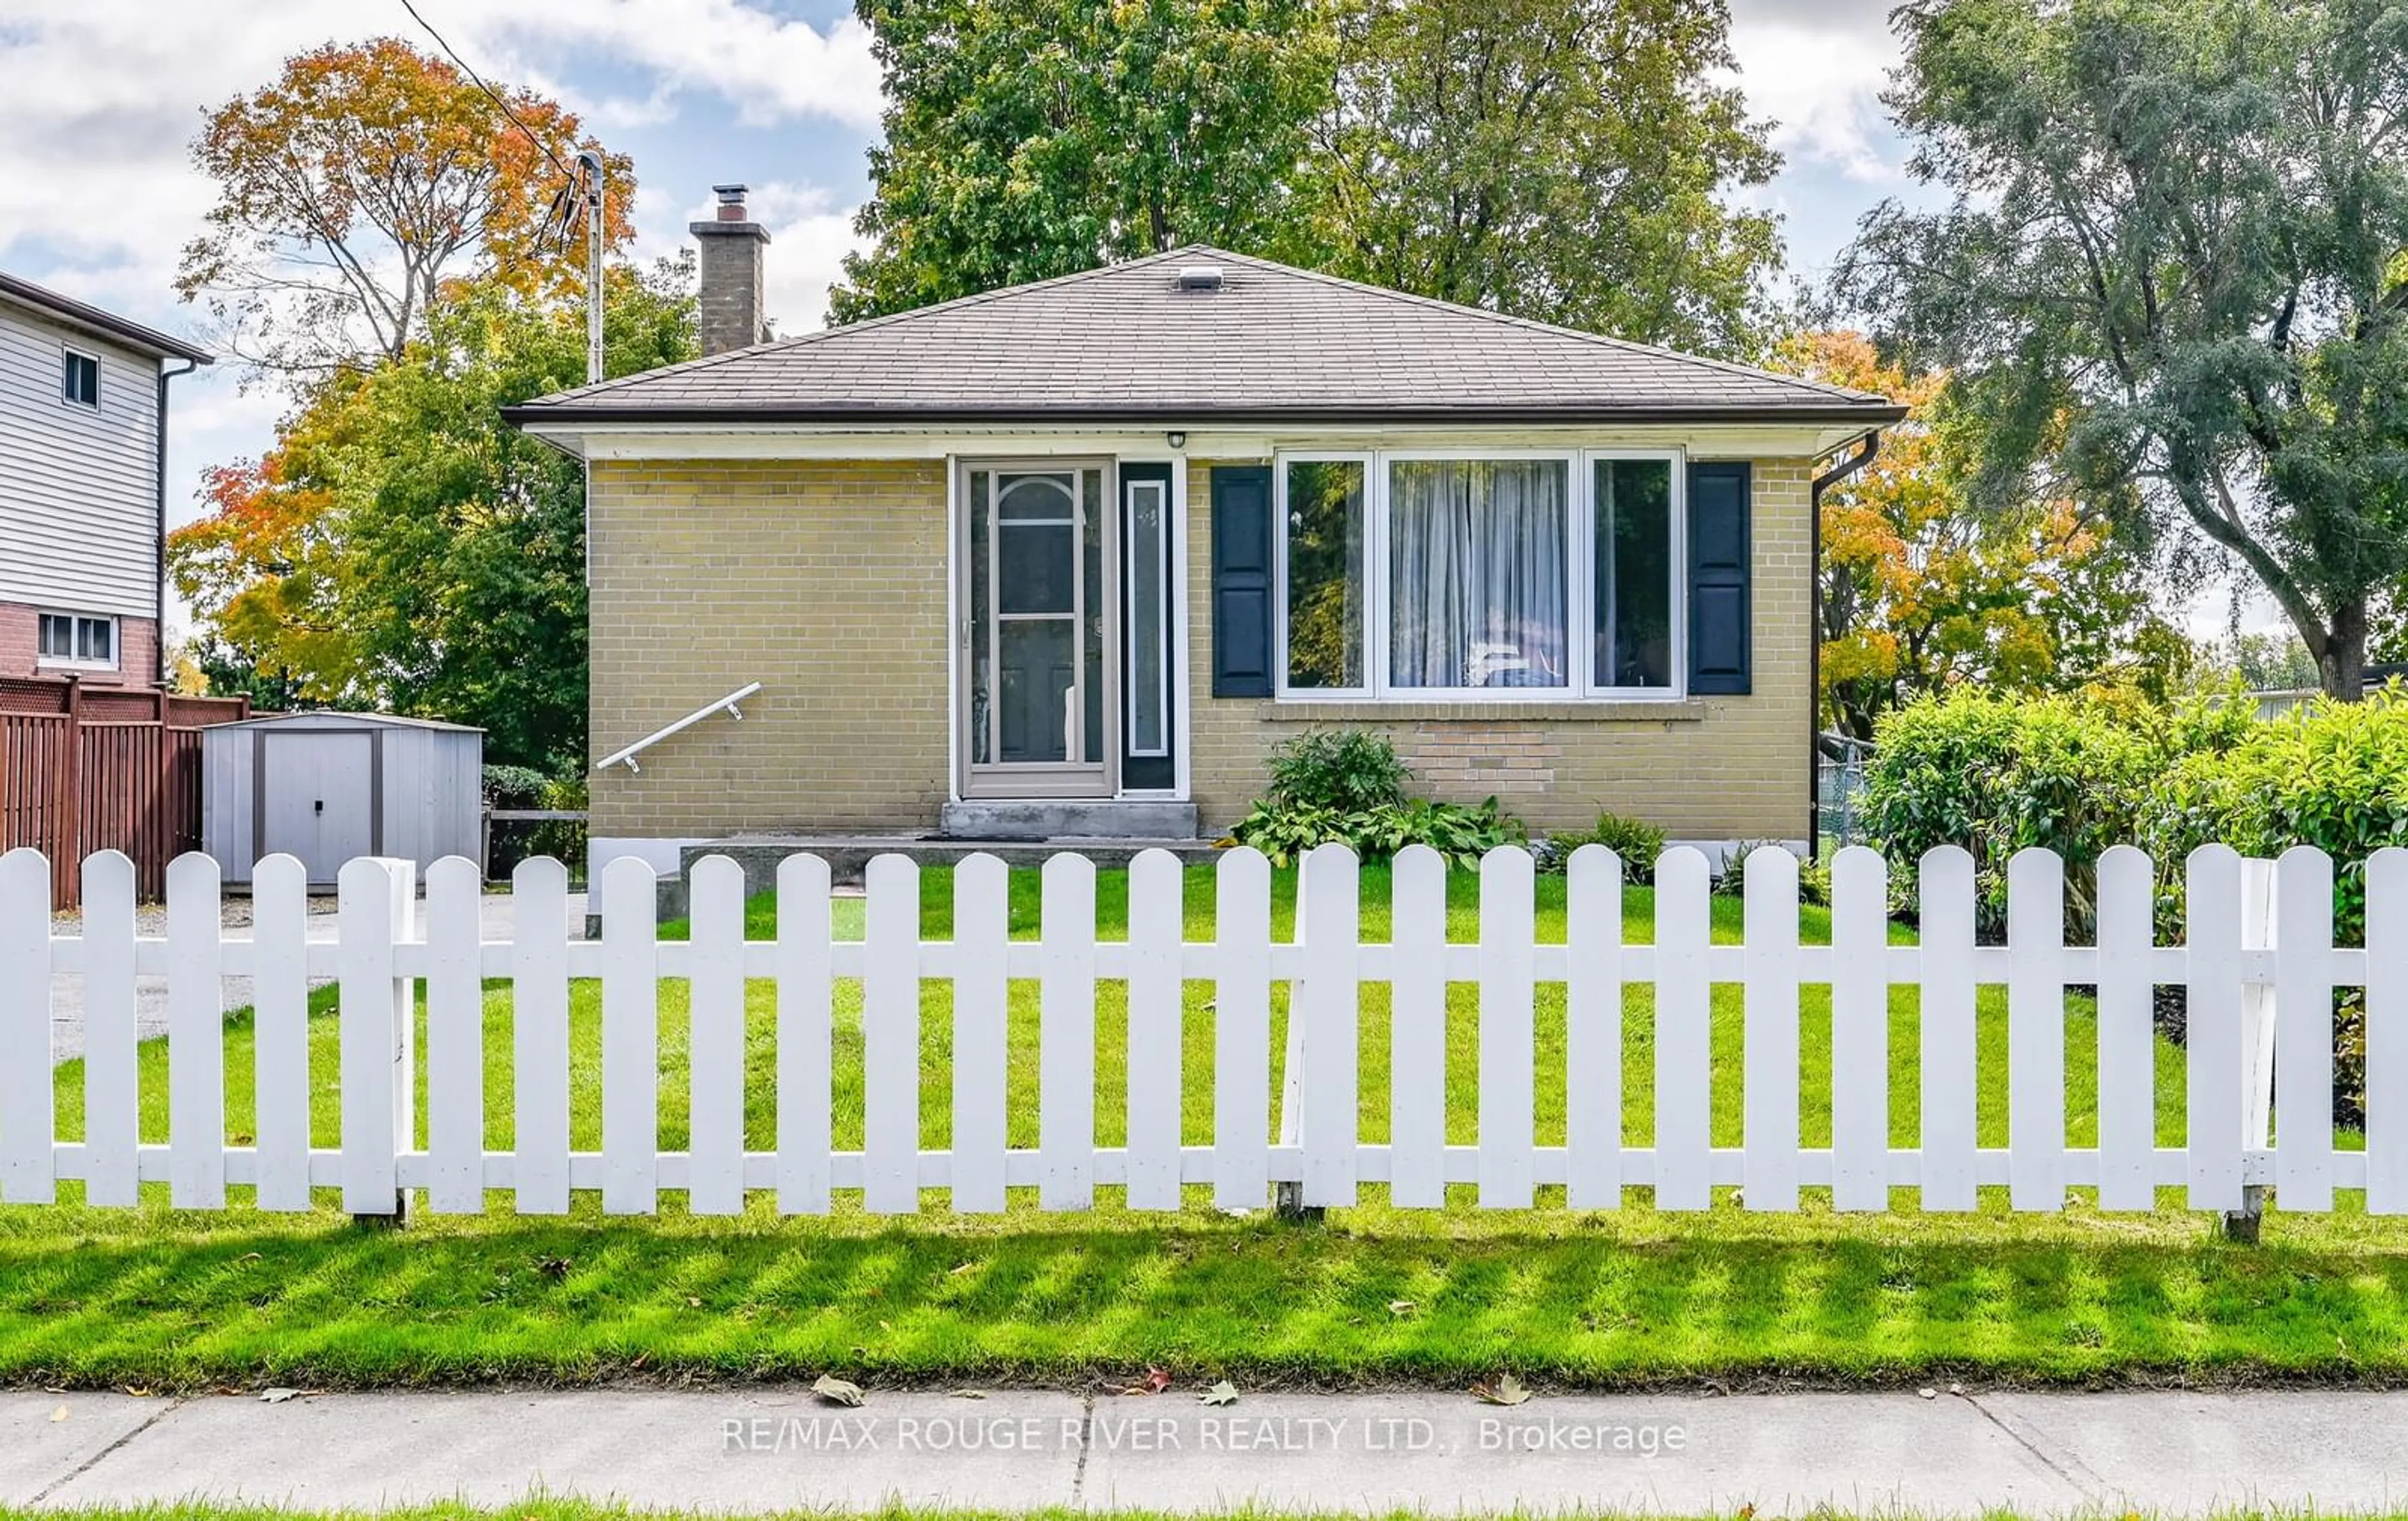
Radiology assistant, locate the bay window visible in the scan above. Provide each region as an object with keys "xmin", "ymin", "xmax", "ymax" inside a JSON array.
[{"xmin": 1274, "ymin": 449, "xmax": 1683, "ymax": 700}]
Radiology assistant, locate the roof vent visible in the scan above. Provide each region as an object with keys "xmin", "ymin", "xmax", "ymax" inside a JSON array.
[{"xmin": 1176, "ymin": 265, "xmax": 1225, "ymax": 292}]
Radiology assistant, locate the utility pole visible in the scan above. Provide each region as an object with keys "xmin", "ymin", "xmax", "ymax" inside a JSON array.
[{"xmin": 578, "ymin": 149, "xmax": 605, "ymax": 384}]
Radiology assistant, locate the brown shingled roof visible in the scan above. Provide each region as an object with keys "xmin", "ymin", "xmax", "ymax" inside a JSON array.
[{"xmin": 503, "ymin": 246, "xmax": 1899, "ymax": 427}]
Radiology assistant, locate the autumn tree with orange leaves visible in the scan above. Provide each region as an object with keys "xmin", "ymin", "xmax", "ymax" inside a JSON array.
[
  {"xmin": 176, "ymin": 38, "xmax": 635, "ymax": 376},
  {"xmin": 1781, "ymin": 330, "xmax": 2174, "ymax": 742}
]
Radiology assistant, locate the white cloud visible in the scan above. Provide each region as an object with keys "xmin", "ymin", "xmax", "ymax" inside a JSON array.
[
  {"xmin": 477, "ymin": 1, "xmax": 881, "ymax": 131},
  {"xmin": 0, "ymin": 0, "xmax": 876, "ymax": 304},
  {"xmin": 1724, "ymin": 3, "xmax": 1904, "ymax": 182}
]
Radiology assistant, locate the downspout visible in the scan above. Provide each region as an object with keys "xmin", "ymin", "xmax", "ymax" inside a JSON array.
[
  {"xmin": 156, "ymin": 357, "xmax": 201, "ymax": 688},
  {"xmin": 1808, "ymin": 429, "xmax": 1883, "ymax": 860}
]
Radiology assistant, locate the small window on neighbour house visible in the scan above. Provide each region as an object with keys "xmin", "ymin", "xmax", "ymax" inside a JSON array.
[
  {"xmin": 38, "ymin": 613, "xmax": 116, "ymax": 669},
  {"xmin": 63, "ymin": 351, "xmax": 99, "ymax": 408}
]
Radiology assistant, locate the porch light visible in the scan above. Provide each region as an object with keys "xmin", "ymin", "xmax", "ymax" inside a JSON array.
[{"xmin": 1167, "ymin": 431, "xmax": 1186, "ymax": 450}]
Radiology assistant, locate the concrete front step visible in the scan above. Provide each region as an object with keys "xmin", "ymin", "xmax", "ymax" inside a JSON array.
[{"xmin": 938, "ymin": 798, "xmax": 1201, "ymax": 841}]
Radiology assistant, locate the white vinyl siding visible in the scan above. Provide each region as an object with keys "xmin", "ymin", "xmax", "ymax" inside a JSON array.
[{"xmin": 0, "ymin": 305, "xmax": 161, "ymax": 620}]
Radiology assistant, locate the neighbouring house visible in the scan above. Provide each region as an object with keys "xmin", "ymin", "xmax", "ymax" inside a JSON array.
[
  {"xmin": 506, "ymin": 187, "xmax": 1902, "ymax": 878},
  {"xmin": 0, "ymin": 271, "xmax": 213, "ymax": 689}
]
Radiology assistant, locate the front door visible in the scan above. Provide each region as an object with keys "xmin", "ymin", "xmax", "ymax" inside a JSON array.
[{"xmin": 962, "ymin": 463, "xmax": 1114, "ymax": 797}]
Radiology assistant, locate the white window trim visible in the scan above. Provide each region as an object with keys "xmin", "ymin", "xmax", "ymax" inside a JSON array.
[
  {"xmin": 36, "ymin": 611, "xmax": 119, "ymax": 671},
  {"xmin": 1583, "ymin": 447, "xmax": 1689, "ymax": 700},
  {"xmin": 1271, "ymin": 450, "xmax": 1375, "ymax": 698},
  {"xmin": 1271, "ymin": 445, "xmax": 1687, "ymax": 703},
  {"xmin": 61, "ymin": 347, "xmax": 100, "ymax": 409},
  {"xmin": 1124, "ymin": 475, "xmax": 1173, "ymax": 759}
]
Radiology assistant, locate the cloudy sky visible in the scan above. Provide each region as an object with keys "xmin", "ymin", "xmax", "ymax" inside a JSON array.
[{"xmin": 1, "ymin": 0, "xmax": 1950, "ymax": 625}]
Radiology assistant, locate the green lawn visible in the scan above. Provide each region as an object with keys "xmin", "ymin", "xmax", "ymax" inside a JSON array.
[{"xmin": 6, "ymin": 863, "xmax": 2405, "ymax": 1393}]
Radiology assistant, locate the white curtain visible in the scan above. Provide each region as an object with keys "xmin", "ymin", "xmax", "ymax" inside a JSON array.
[{"xmin": 1387, "ymin": 460, "xmax": 1568, "ymax": 688}]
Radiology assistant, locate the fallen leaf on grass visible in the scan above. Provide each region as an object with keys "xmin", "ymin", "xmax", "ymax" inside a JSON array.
[
  {"xmin": 813, "ymin": 1375, "xmax": 865, "ymax": 1408},
  {"xmin": 1472, "ymin": 1374, "xmax": 1531, "ymax": 1407},
  {"xmin": 1387, "ymin": 1300, "xmax": 1416, "ymax": 1317},
  {"xmin": 260, "ymin": 1389, "xmax": 300, "ymax": 1404},
  {"xmin": 1199, "ymin": 1382, "xmax": 1239, "ymax": 1406},
  {"xmin": 1104, "ymin": 1367, "xmax": 1173, "ymax": 1397}
]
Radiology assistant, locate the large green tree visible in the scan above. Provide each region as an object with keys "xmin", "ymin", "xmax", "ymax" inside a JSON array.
[
  {"xmin": 829, "ymin": 0, "xmax": 1331, "ymax": 320},
  {"xmin": 832, "ymin": 0, "xmax": 1784, "ymax": 355},
  {"xmin": 1837, "ymin": 0, "xmax": 2408, "ymax": 698},
  {"xmin": 1299, "ymin": 0, "xmax": 1782, "ymax": 355},
  {"xmin": 172, "ymin": 265, "xmax": 696, "ymax": 771}
]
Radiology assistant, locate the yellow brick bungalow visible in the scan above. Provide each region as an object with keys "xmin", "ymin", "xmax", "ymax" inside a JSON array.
[{"xmin": 505, "ymin": 189, "xmax": 1901, "ymax": 880}]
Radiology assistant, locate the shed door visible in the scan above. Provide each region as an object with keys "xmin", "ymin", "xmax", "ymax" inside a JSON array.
[{"xmin": 260, "ymin": 732, "xmax": 376, "ymax": 885}]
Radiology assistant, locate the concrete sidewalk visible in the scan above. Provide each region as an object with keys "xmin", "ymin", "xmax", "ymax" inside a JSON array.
[{"xmin": 5, "ymin": 1386, "xmax": 2404, "ymax": 1515}]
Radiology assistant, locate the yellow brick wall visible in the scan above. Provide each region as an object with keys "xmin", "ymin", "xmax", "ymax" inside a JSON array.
[
  {"xmin": 588, "ymin": 458, "xmax": 951, "ymax": 839},
  {"xmin": 1183, "ymin": 458, "xmax": 1814, "ymax": 839},
  {"xmin": 588, "ymin": 453, "xmax": 1813, "ymax": 845}
]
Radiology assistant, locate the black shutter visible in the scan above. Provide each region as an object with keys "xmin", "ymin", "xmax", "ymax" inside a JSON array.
[
  {"xmin": 1687, "ymin": 461, "xmax": 1751, "ymax": 695},
  {"xmin": 1211, "ymin": 465, "xmax": 1275, "ymax": 697}
]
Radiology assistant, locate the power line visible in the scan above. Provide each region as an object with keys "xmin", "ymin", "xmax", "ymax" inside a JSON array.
[{"xmin": 395, "ymin": 0, "xmax": 591, "ymax": 248}]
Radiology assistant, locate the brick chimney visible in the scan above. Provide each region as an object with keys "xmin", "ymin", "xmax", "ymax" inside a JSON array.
[{"xmin": 691, "ymin": 184, "xmax": 771, "ymax": 355}]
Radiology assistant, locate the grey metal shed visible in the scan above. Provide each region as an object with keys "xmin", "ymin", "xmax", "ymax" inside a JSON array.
[{"xmin": 201, "ymin": 712, "xmax": 485, "ymax": 888}]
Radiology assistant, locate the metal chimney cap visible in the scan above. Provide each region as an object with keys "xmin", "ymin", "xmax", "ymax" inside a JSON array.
[
  {"xmin": 713, "ymin": 184, "xmax": 749, "ymax": 205},
  {"xmin": 1176, "ymin": 265, "xmax": 1225, "ymax": 292}
]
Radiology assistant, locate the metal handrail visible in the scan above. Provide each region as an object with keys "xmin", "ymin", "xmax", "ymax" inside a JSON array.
[{"xmin": 593, "ymin": 682, "xmax": 762, "ymax": 774}]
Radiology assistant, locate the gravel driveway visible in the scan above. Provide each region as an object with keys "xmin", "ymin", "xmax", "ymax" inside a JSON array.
[{"xmin": 43, "ymin": 890, "xmax": 588, "ymax": 1065}]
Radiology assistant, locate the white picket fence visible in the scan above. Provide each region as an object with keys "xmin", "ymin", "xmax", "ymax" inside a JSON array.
[{"xmin": 1, "ymin": 841, "xmax": 2404, "ymax": 1219}]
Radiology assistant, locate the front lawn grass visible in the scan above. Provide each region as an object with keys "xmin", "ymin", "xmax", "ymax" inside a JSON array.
[{"xmin": 7, "ymin": 863, "xmax": 2404, "ymax": 1394}]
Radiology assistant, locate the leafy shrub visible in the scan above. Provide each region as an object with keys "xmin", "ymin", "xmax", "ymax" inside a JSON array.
[
  {"xmin": 482, "ymin": 764, "xmax": 551, "ymax": 808},
  {"xmin": 1538, "ymin": 811, "xmax": 1667, "ymax": 882},
  {"xmin": 1356, "ymin": 797, "xmax": 1524, "ymax": 872},
  {"xmin": 1223, "ymin": 799, "xmax": 1357, "ymax": 869},
  {"xmin": 1226, "ymin": 730, "xmax": 1523, "ymax": 871},
  {"xmin": 481, "ymin": 764, "xmax": 587, "ymax": 878},
  {"xmin": 1861, "ymin": 689, "xmax": 2161, "ymax": 937},
  {"xmin": 2136, "ymin": 689, "xmax": 2408, "ymax": 1126},
  {"xmin": 1865, "ymin": 683, "xmax": 2408, "ymax": 1122},
  {"xmin": 1717, "ymin": 840, "xmax": 1828, "ymax": 907},
  {"xmin": 2141, "ymin": 687, "xmax": 2408, "ymax": 940},
  {"xmin": 1227, "ymin": 795, "xmax": 1522, "ymax": 873},
  {"xmin": 1262, "ymin": 728, "xmax": 1411, "ymax": 814}
]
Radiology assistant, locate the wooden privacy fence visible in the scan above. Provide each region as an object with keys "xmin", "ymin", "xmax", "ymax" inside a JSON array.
[
  {"xmin": 0, "ymin": 678, "xmax": 250, "ymax": 908},
  {"xmin": 1, "ymin": 841, "xmax": 2403, "ymax": 1218}
]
